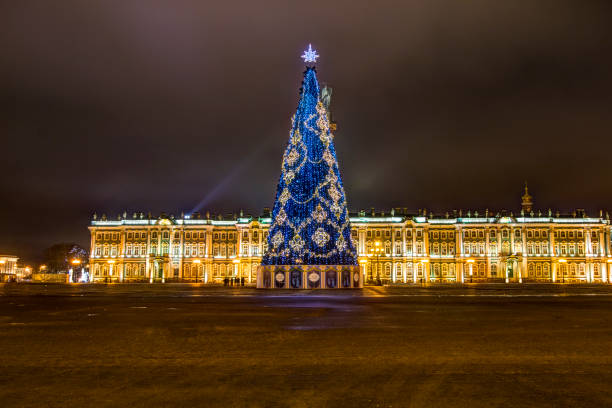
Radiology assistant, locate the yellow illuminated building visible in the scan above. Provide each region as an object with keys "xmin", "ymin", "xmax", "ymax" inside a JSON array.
[{"xmin": 88, "ymin": 189, "xmax": 612, "ymax": 285}]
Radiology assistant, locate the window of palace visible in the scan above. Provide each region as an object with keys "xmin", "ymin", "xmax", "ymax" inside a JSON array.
[
  {"xmin": 416, "ymin": 230, "xmax": 422, "ymax": 238},
  {"xmin": 491, "ymin": 264, "xmax": 497, "ymax": 276},
  {"xmin": 367, "ymin": 230, "xmax": 372, "ymax": 238},
  {"xmin": 97, "ymin": 233, "xmax": 102, "ymax": 240},
  {"xmin": 478, "ymin": 231, "xmax": 484, "ymax": 238},
  {"xmin": 243, "ymin": 231, "xmax": 248, "ymax": 239},
  {"xmin": 221, "ymin": 233, "xmax": 226, "ymax": 240},
  {"xmin": 578, "ymin": 231, "xmax": 583, "ymax": 238},
  {"xmin": 569, "ymin": 231, "xmax": 574, "ymax": 239},
  {"xmin": 252, "ymin": 246, "xmax": 260, "ymax": 256},
  {"xmin": 441, "ymin": 243, "xmax": 447, "ymax": 255},
  {"xmin": 229, "ymin": 233, "xmax": 235, "ymax": 240},
  {"xmin": 104, "ymin": 233, "xmax": 110, "ymax": 240},
  {"xmin": 395, "ymin": 230, "xmax": 401, "ymax": 239},
  {"xmin": 570, "ymin": 243, "xmax": 576, "ymax": 255},
  {"xmin": 561, "ymin": 231, "xmax": 566, "ymax": 238},
  {"xmin": 162, "ymin": 231, "xmax": 169, "ymax": 239},
  {"xmin": 593, "ymin": 242, "xmax": 599, "ymax": 254},
  {"xmin": 395, "ymin": 243, "xmax": 401, "ymax": 254},
  {"xmin": 375, "ymin": 230, "xmax": 381, "ymax": 238},
  {"xmin": 95, "ymin": 246, "xmax": 101, "ymax": 256},
  {"xmin": 433, "ymin": 232, "xmax": 439, "ymax": 239},
  {"xmin": 253, "ymin": 231, "xmax": 258, "ymax": 239},
  {"xmin": 542, "ymin": 245, "xmax": 548, "ymax": 255},
  {"xmin": 384, "ymin": 230, "xmax": 390, "ymax": 238},
  {"xmin": 514, "ymin": 230, "xmax": 520, "ymax": 238},
  {"xmin": 406, "ymin": 230, "xmax": 412, "ymax": 238},
  {"xmin": 416, "ymin": 242, "xmax": 423, "ymax": 254},
  {"xmin": 527, "ymin": 231, "xmax": 533, "ymax": 238}
]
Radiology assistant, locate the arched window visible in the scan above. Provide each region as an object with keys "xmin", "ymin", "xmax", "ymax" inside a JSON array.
[
  {"xmin": 384, "ymin": 263, "xmax": 391, "ymax": 277},
  {"xmin": 385, "ymin": 242, "xmax": 391, "ymax": 255},
  {"xmin": 528, "ymin": 263, "xmax": 534, "ymax": 277},
  {"xmin": 442, "ymin": 263, "xmax": 448, "ymax": 276},
  {"xmin": 478, "ymin": 263, "xmax": 485, "ymax": 276},
  {"xmin": 536, "ymin": 263, "xmax": 542, "ymax": 277},
  {"xmin": 491, "ymin": 264, "xmax": 497, "ymax": 277},
  {"xmin": 433, "ymin": 263, "xmax": 440, "ymax": 277},
  {"xmin": 543, "ymin": 263, "xmax": 550, "ymax": 276}
]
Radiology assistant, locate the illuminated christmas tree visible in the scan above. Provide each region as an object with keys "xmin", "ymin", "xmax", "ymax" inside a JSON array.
[{"xmin": 259, "ymin": 45, "xmax": 360, "ymax": 289}]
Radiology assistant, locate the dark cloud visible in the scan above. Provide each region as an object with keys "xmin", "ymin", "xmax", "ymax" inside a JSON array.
[{"xmin": 1, "ymin": 0, "xmax": 612, "ymax": 262}]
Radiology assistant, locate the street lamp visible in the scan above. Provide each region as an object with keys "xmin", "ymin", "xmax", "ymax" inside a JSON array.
[
  {"xmin": 559, "ymin": 258, "xmax": 567, "ymax": 283},
  {"xmin": 420, "ymin": 259, "xmax": 429, "ymax": 284},
  {"xmin": 466, "ymin": 259, "xmax": 475, "ymax": 283},
  {"xmin": 192, "ymin": 259, "xmax": 201, "ymax": 283},
  {"xmin": 369, "ymin": 241, "xmax": 383, "ymax": 285}
]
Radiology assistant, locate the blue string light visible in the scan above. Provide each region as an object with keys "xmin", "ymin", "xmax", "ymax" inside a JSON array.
[{"xmin": 262, "ymin": 67, "xmax": 357, "ymax": 266}]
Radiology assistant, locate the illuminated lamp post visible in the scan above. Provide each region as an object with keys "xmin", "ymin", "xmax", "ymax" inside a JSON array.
[
  {"xmin": 420, "ymin": 259, "xmax": 429, "ymax": 284},
  {"xmin": 69, "ymin": 259, "xmax": 81, "ymax": 283},
  {"xmin": 107, "ymin": 259, "xmax": 115, "ymax": 283},
  {"xmin": 193, "ymin": 259, "xmax": 201, "ymax": 283},
  {"xmin": 559, "ymin": 258, "xmax": 567, "ymax": 283},
  {"xmin": 369, "ymin": 241, "xmax": 383, "ymax": 285},
  {"xmin": 232, "ymin": 259, "xmax": 241, "ymax": 285},
  {"xmin": 466, "ymin": 259, "xmax": 475, "ymax": 283}
]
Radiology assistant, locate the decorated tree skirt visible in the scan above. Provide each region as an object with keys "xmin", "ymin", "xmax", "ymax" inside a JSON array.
[{"xmin": 257, "ymin": 265, "xmax": 361, "ymax": 289}]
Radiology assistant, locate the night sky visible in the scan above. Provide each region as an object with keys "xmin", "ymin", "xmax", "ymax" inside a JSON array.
[{"xmin": 2, "ymin": 1, "xmax": 612, "ymax": 263}]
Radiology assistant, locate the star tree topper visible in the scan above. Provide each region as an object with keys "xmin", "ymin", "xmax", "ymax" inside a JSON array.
[{"xmin": 301, "ymin": 44, "xmax": 319, "ymax": 64}]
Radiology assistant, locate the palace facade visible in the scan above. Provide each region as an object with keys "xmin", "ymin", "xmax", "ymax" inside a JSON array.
[{"xmin": 88, "ymin": 188, "xmax": 612, "ymax": 284}]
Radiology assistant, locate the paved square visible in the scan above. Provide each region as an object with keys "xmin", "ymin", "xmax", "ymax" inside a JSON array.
[{"xmin": 1, "ymin": 284, "xmax": 612, "ymax": 407}]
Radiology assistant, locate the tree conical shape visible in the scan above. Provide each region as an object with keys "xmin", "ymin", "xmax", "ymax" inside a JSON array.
[{"xmin": 262, "ymin": 67, "xmax": 357, "ymax": 266}]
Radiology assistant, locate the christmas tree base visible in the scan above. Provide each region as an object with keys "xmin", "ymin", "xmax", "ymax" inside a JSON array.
[{"xmin": 256, "ymin": 265, "xmax": 362, "ymax": 289}]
